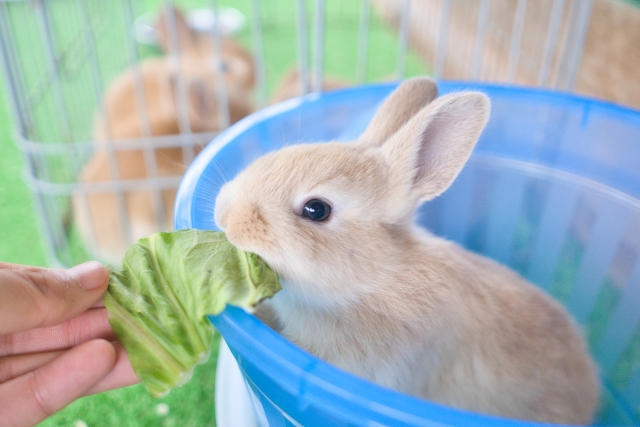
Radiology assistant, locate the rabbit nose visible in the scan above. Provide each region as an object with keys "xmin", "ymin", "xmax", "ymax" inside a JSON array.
[
  {"xmin": 226, "ymin": 202, "xmax": 260, "ymax": 234},
  {"xmin": 225, "ymin": 201, "xmax": 270, "ymax": 251}
]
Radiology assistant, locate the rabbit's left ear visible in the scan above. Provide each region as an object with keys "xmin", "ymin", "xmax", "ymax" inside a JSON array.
[
  {"xmin": 382, "ymin": 91, "xmax": 490, "ymax": 208},
  {"xmin": 155, "ymin": 5, "xmax": 197, "ymax": 54},
  {"xmin": 358, "ymin": 77, "xmax": 438, "ymax": 147}
]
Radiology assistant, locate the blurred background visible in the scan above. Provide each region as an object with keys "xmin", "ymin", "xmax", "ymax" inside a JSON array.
[{"xmin": 0, "ymin": 0, "xmax": 638, "ymax": 425}]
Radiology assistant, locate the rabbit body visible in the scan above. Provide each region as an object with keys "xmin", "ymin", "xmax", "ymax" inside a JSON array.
[
  {"xmin": 95, "ymin": 53, "xmax": 253, "ymax": 141},
  {"xmin": 75, "ymin": 6, "xmax": 255, "ymax": 263},
  {"xmin": 266, "ymin": 229, "xmax": 596, "ymax": 423},
  {"xmin": 214, "ymin": 78, "xmax": 599, "ymax": 424}
]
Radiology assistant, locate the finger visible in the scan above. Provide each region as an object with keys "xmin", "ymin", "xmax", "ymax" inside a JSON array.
[
  {"xmin": 0, "ymin": 342, "xmax": 138, "ymax": 395},
  {"xmin": 0, "ymin": 261, "xmax": 108, "ymax": 335},
  {"xmin": 0, "ymin": 351, "xmax": 62, "ymax": 383},
  {"xmin": 0, "ymin": 339, "xmax": 116, "ymax": 427},
  {"xmin": 0, "ymin": 308, "xmax": 116, "ymax": 357},
  {"xmin": 91, "ymin": 300, "xmax": 105, "ymax": 309},
  {"xmin": 86, "ymin": 341, "xmax": 140, "ymax": 395}
]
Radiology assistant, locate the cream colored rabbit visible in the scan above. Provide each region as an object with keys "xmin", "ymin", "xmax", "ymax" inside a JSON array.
[
  {"xmin": 75, "ymin": 6, "xmax": 255, "ymax": 263},
  {"xmin": 214, "ymin": 77, "xmax": 599, "ymax": 424}
]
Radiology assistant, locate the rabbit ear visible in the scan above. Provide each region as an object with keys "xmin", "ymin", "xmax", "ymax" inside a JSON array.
[
  {"xmin": 382, "ymin": 92, "xmax": 490, "ymax": 213},
  {"xmin": 358, "ymin": 77, "xmax": 438, "ymax": 147},
  {"xmin": 155, "ymin": 5, "xmax": 197, "ymax": 54}
]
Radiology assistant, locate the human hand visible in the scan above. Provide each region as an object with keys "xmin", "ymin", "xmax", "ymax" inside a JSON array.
[{"xmin": 0, "ymin": 261, "xmax": 140, "ymax": 427}]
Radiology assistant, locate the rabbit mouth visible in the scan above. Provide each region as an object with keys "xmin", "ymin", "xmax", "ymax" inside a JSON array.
[{"xmin": 224, "ymin": 229, "xmax": 283, "ymax": 274}]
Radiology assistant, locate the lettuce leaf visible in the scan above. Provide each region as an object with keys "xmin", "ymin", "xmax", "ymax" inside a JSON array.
[{"xmin": 103, "ymin": 229, "xmax": 281, "ymax": 397}]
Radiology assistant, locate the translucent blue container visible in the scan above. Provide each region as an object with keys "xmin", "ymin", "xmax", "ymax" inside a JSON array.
[{"xmin": 175, "ymin": 82, "xmax": 640, "ymax": 426}]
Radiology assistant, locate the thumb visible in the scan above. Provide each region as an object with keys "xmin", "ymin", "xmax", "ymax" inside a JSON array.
[{"xmin": 0, "ymin": 261, "xmax": 109, "ymax": 335}]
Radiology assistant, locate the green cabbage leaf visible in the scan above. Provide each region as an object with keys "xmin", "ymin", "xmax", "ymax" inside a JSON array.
[{"xmin": 103, "ymin": 229, "xmax": 281, "ymax": 397}]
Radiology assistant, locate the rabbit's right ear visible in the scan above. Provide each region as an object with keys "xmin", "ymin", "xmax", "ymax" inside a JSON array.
[
  {"xmin": 358, "ymin": 77, "xmax": 438, "ymax": 147},
  {"xmin": 381, "ymin": 91, "xmax": 490, "ymax": 220},
  {"xmin": 155, "ymin": 5, "xmax": 197, "ymax": 54}
]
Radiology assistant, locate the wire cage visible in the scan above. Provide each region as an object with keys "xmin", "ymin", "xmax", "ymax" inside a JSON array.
[
  {"xmin": 5, "ymin": 1, "xmax": 640, "ymax": 426},
  {"xmin": 0, "ymin": 0, "xmax": 596, "ymax": 267}
]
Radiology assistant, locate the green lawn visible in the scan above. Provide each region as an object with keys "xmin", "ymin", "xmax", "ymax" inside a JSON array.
[
  {"xmin": 0, "ymin": 1, "xmax": 428, "ymax": 426},
  {"xmin": 38, "ymin": 334, "xmax": 222, "ymax": 427},
  {"xmin": 0, "ymin": 85, "xmax": 48, "ymax": 267}
]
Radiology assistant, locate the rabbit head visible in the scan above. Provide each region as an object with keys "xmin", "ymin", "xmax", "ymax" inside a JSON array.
[
  {"xmin": 170, "ymin": 55, "xmax": 254, "ymax": 134},
  {"xmin": 214, "ymin": 77, "xmax": 489, "ymax": 305},
  {"xmin": 154, "ymin": 5, "xmax": 255, "ymax": 91}
]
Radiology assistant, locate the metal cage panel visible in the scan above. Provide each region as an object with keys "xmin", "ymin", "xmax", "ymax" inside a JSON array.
[{"xmin": 0, "ymin": 0, "xmax": 594, "ymax": 266}]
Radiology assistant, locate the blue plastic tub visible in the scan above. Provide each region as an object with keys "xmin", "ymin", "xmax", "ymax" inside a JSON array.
[{"xmin": 175, "ymin": 82, "xmax": 640, "ymax": 426}]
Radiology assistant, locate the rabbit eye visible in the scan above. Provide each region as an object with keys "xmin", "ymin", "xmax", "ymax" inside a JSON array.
[{"xmin": 301, "ymin": 199, "xmax": 331, "ymax": 222}]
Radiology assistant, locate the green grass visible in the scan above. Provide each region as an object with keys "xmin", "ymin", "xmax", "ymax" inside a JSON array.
[
  {"xmin": 39, "ymin": 334, "xmax": 221, "ymax": 427},
  {"xmin": 0, "ymin": 83, "xmax": 48, "ymax": 266}
]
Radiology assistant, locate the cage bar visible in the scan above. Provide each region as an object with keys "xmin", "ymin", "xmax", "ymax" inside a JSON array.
[
  {"xmin": 505, "ymin": 0, "xmax": 527, "ymax": 83},
  {"xmin": 295, "ymin": 0, "xmax": 310, "ymax": 96},
  {"xmin": 162, "ymin": 0, "xmax": 195, "ymax": 165},
  {"xmin": 312, "ymin": 0, "xmax": 325, "ymax": 93},
  {"xmin": 76, "ymin": 0, "xmax": 109, "ymax": 250},
  {"xmin": 250, "ymin": 0, "xmax": 267, "ymax": 108},
  {"xmin": 356, "ymin": 0, "xmax": 370, "ymax": 84},
  {"xmin": 470, "ymin": 0, "xmax": 491, "ymax": 80},
  {"xmin": 34, "ymin": 0, "xmax": 72, "ymax": 143},
  {"xmin": 433, "ymin": 0, "xmax": 452, "ymax": 80},
  {"xmin": 537, "ymin": 0, "xmax": 565, "ymax": 87},
  {"xmin": 208, "ymin": 0, "xmax": 231, "ymax": 130},
  {"xmin": 396, "ymin": 0, "xmax": 410, "ymax": 79},
  {"xmin": 555, "ymin": 0, "xmax": 594, "ymax": 91}
]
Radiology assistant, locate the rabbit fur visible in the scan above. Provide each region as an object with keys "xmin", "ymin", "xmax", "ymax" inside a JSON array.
[
  {"xmin": 214, "ymin": 77, "xmax": 599, "ymax": 424},
  {"xmin": 74, "ymin": 6, "xmax": 255, "ymax": 263}
]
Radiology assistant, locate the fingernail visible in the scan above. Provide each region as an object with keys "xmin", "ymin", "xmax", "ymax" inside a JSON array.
[{"xmin": 68, "ymin": 261, "xmax": 108, "ymax": 291}]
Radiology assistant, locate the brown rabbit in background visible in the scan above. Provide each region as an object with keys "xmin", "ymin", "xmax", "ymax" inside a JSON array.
[
  {"xmin": 75, "ymin": 5, "xmax": 255, "ymax": 263},
  {"xmin": 214, "ymin": 77, "xmax": 599, "ymax": 424}
]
